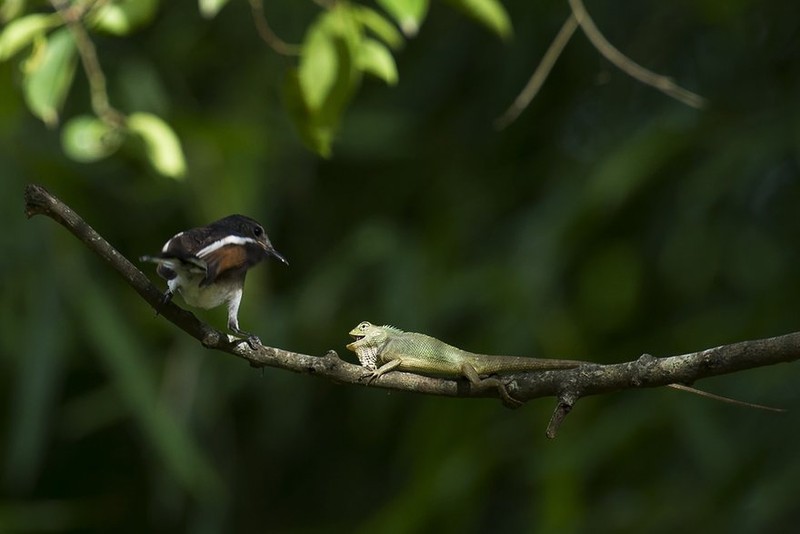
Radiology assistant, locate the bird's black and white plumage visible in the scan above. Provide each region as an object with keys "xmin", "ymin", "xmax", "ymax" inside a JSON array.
[{"xmin": 140, "ymin": 214, "xmax": 288, "ymax": 347}]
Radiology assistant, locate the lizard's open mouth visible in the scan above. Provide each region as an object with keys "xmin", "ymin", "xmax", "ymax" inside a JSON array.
[{"xmin": 346, "ymin": 333, "xmax": 364, "ymax": 351}]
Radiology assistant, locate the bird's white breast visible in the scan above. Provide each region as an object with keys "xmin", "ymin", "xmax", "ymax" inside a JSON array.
[{"xmin": 169, "ymin": 273, "xmax": 240, "ymax": 309}]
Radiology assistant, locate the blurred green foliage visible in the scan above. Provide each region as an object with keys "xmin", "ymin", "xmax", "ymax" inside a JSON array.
[{"xmin": 2, "ymin": 0, "xmax": 800, "ymax": 532}]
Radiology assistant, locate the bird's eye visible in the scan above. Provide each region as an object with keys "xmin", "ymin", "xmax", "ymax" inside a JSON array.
[{"xmin": 253, "ymin": 226, "xmax": 263, "ymax": 237}]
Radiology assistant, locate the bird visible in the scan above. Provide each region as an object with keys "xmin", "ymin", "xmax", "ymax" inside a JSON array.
[{"xmin": 140, "ymin": 214, "xmax": 288, "ymax": 347}]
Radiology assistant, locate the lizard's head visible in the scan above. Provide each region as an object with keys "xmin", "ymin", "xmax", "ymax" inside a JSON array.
[
  {"xmin": 346, "ymin": 321, "xmax": 403, "ymax": 370},
  {"xmin": 346, "ymin": 321, "xmax": 384, "ymax": 370},
  {"xmin": 346, "ymin": 321, "xmax": 383, "ymax": 351}
]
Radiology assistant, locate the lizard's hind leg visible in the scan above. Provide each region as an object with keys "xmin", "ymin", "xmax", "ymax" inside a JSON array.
[{"xmin": 460, "ymin": 363, "xmax": 523, "ymax": 409}]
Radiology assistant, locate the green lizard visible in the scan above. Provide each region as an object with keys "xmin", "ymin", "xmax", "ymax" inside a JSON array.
[
  {"xmin": 346, "ymin": 321, "xmax": 584, "ymax": 407},
  {"xmin": 345, "ymin": 321, "xmax": 784, "ymax": 411}
]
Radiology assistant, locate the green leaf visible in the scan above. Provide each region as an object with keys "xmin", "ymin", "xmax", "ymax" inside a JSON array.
[
  {"xmin": 377, "ymin": 0, "xmax": 429, "ymax": 37},
  {"xmin": 298, "ymin": 19, "xmax": 340, "ymax": 112},
  {"xmin": 0, "ymin": 13, "xmax": 60, "ymax": 61},
  {"xmin": 22, "ymin": 28, "xmax": 77, "ymax": 127},
  {"xmin": 290, "ymin": 6, "xmax": 364, "ymax": 156},
  {"xmin": 353, "ymin": 6, "xmax": 404, "ymax": 50},
  {"xmin": 198, "ymin": 0, "xmax": 231, "ymax": 19},
  {"xmin": 89, "ymin": 0, "xmax": 158, "ymax": 36},
  {"xmin": 61, "ymin": 115, "xmax": 123, "ymax": 163},
  {"xmin": 283, "ymin": 68, "xmax": 334, "ymax": 158},
  {"xmin": 127, "ymin": 112, "xmax": 187, "ymax": 178},
  {"xmin": 444, "ymin": 0, "xmax": 512, "ymax": 39},
  {"xmin": 1, "ymin": 0, "xmax": 27, "ymax": 22},
  {"xmin": 357, "ymin": 38, "xmax": 398, "ymax": 85}
]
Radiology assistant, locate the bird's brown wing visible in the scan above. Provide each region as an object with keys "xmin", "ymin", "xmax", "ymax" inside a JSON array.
[{"xmin": 197, "ymin": 244, "xmax": 251, "ymax": 286}]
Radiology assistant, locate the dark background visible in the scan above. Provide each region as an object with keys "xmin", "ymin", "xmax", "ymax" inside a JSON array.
[{"xmin": 2, "ymin": 0, "xmax": 799, "ymax": 531}]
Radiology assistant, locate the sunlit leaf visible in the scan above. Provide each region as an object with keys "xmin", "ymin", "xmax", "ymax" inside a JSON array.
[
  {"xmin": 127, "ymin": 112, "xmax": 187, "ymax": 178},
  {"xmin": 377, "ymin": 0, "xmax": 429, "ymax": 37},
  {"xmin": 61, "ymin": 115, "xmax": 124, "ymax": 163},
  {"xmin": 89, "ymin": 0, "xmax": 158, "ymax": 36},
  {"xmin": 0, "ymin": 0, "xmax": 27, "ymax": 22},
  {"xmin": 198, "ymin": 0, "xmax": 231, "ymax": 19},
  {"xmin": 444, "ymin": 0, "xmax": 512, "ymax": 40},
  {"xmin": 357, "ymin": 38, "xmax": 398, "ymax": 85},
  {"xmin": 353, "ymin": 5, "xmax": 404, "ymax": 50},
  {"xmin": 290, "ymin": 6, "xmax": 364, "ymax": 157},
  {"xmin": 283, "ymin": 68, "xmax": 333, "ymax": 157},
  {"xmin": 0, "ymin": 13, "xmax": 60, "ymax": 61},
  {"xmin": 22, "ymin": 28, "xmax": 77, "ymax": 127},
  {"xmin": 298, "ymin": 20, "xmax": 340, "ymax": 112}
]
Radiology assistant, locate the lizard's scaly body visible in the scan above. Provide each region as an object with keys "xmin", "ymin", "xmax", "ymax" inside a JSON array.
[{"xmin": 346, "ymin": 322, "xmax": 582, "ymax": 407}]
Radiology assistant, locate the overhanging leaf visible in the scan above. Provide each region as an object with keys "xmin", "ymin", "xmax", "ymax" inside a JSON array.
[
  {"xmin": 377, "ymin": 0, "xmax": 429, "ymax": 37},
  {"xmin": 198, "ymin": 0, "xmax": 231, "ymax": 19},
  {"xmin": 127, "ymin": 112, "xmax": 187, "ymax": 179},
  {"xmin": 89, "ymin": 0, "xmax": 158, "ymax": 36},
  {"xmin": 283, "ymin": 68, "xmax": 334, "ymax": 157},
  {"xmin": 444, "ymin": 0, "xmax": 513, "ymax": 40},
  {"xmin": 353, "ymin": 5, "xmax": 404, "ymax": 50},
  {"xmin": 357, "ymin": 38, "xmax": 398, "ymax": 85},
  {"xmin": 290, "ymin": 6, "xmax": 364, "ymax": 157},
  {"xmin": 0, "ymin": 13, "xmax": 60, "ymax": 61},
  {"xmin": 22, "ymin": 27, "xmax": 77, "ymax": 127},
  {"xmin": 61, "ymin": 115, "xmax": 124, "ymax": 163},
  {"xmin": 0, "ymin": 0, "xmax": 27, "ymax": 22},
  {"xmin": 298, "ymin": 19, "xmax": 340, "ymax": 113}
]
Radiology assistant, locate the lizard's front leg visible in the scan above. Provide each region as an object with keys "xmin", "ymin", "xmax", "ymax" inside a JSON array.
[
  {"xmin": 460, "ymin": 363, "xmax": 523, "ymax": 408},
  {"xmin": 360, "ymin": 359, "xmax": 402, "ymax": 384}
]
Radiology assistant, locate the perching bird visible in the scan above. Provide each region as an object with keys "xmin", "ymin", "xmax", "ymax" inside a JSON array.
[{"xmin": 140, "ymin": 214, "xmax": 288, "ymax": 347}]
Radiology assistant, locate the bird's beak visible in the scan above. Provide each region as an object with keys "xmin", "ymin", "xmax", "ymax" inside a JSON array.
[{"xmin": 263, "ymin": 243, "xmax": 289, "ymax": 266}]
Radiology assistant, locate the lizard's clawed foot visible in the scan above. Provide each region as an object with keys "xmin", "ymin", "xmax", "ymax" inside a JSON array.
[
  {"xmin": 359, "ymin": 371, "xmax": 378, "ymax": 384},
  {"xmin": 499, "ymin": 388, "xmax": 524, "ymax": 409}
]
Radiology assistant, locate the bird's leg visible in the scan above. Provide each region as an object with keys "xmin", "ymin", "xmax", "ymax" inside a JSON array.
[
  {"xmin": 154, "ymin": 289, "xmax": 174, "ymax": 316},
  {"xmin": 230, "ymin": 324, "xmax": 262, "ymax": 350},
  {"xmin": 227, "ymin": 290, "xmax": 261, "ymax": 349}
]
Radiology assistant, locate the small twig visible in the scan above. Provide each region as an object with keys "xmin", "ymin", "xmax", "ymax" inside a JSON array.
[
  {"xmin": 495, "ymin": 14, "xmax": 579, "ymax": 130},
  {"xmin": 546, "ymin": 394, "xmax": 576, "ymax": 438},
  {"xmin": 568, "ymin": 0, "xmax": 706, "ymax": 108},
  {"xmin": 497, "ymin": 2, "xmax": 707, "ymax": 129},
  {"xmin": 50, "ymin": 0, "xmax": 125, "ymax": 127},
  {"xmin": 248, "ymin": 0, "xmax": 301, "ymax": 56}
]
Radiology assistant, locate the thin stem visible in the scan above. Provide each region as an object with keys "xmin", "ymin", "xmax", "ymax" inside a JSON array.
[
  {"xmin": 50, "ymin": 0, "xmax": 125, "ymax": 127},
  {"xmin": 568, "ymin": 0, "xmax": 706, "ymax": 108},
  {"xmin": 495, "ymin": 14, "xmax": 579, "ymax": 130},
  {"xmin": 248, "ymin": 0, "xmax": 301, "ymax": 56}
]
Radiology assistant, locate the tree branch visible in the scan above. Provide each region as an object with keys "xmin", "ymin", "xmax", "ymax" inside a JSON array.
[{"xmin": 24, "ymin": 184, "xmax": 797, "ymax": 438}]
